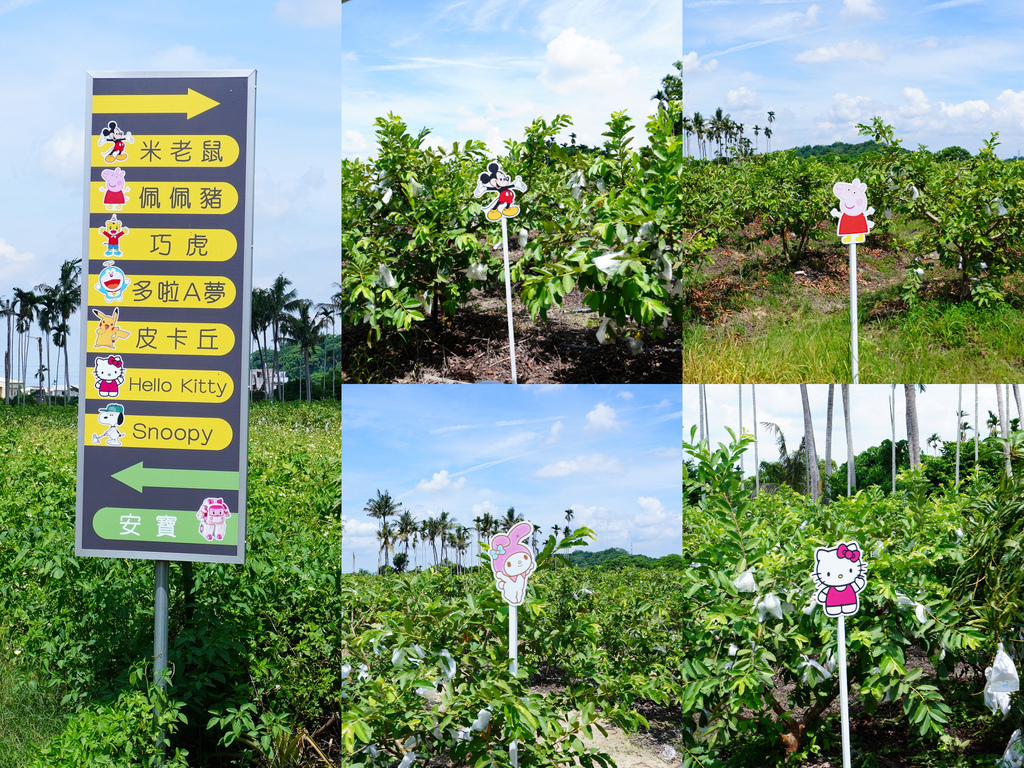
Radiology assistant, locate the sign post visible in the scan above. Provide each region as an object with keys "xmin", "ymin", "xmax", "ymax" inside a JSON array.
[
  {"xmin": 487, "ymin": 522, "xmax": 536, "ymax": 768},
  {"xmin": 830, "ymin": 180, "xmax": 874, "ymax": 384},
  {"xmin": 473, "ymin": 161, "xmax": 526, "ymax": 384},
  {"xmin": 812, "ymin": 541, "xmax": 868, "ymax": 768},
  {"xmin": 77, "ymin": 70, "xmax": 255, "ymax": 757}
]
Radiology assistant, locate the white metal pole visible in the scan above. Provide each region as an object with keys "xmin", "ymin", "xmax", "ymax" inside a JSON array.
[
  {"xmin": 838, "ymin": 614, "xmax": 851, "ymax": 768},
  {"xmin": 849, "ymin": 241, "xmax": 859, "ymax": 383},
  {"xmin": 510, "ymin": 603, "xmax": 518, "ymax": 768},
  {"xmin": 500, "ymin": 216, "xmax": 518, "ymax": 384}
]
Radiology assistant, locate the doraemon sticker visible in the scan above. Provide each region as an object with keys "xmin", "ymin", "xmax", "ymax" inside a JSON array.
[
  {"xmin": 99, "ymin": 214, "xmax": 129, "ymax": 257},
  {"xmin": 93, "ymin": 354, "xmax": 125, "ymax": 398},
  {"xmin": 99, "ymin": 168, "xmax": 130, "ymax": 210},
  {"xmin": 97, "ymin": 120, "xmax": 134, "ymax": 163},
  {"xmin": 812, "ymin": 541, "xmax": 867, "ymax": 617},
  {"xmin": 830, "ymin": 179, "xmax": 874, "ymax": 244},
  {"xmin": 474, "ymin": 161, "xmax": 527, "ymax": 222},
  {"xmin": 488, "ymin": 522, "xmax": 536, "ymax": 605},
  {"xmin": 94, "ymin": 261, "xmax": 131, "ymax": 303},
  {"xmin": 90, "ymin": 403, "xmax": 126, "ymax": 446}
]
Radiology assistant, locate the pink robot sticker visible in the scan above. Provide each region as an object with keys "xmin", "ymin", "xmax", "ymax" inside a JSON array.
[
  {"xmin": 812, "ymin": 541, "xmax": 868, "ymax": 617},
  {"xmin": 488, "ymin": 522, "xmax": 536, "ymax": 605},
  {"xmin": 197, "ymin": 497, "xmax": 231, "ymax": 541},
  {"xmin": 830, "ymin": 179, "xmax": 874, "ymax": 244},
  {"xmin": 474, "ymin": 161, "xmax": 527, "ymax": 222}
]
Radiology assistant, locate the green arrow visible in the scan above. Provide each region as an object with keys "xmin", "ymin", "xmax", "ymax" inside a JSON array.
[{"xmin": 112, "ymin": 461, "xmax": 239, "ymax": 493}]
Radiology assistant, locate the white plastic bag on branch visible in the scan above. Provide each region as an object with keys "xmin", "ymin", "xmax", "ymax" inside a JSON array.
[
  {"xmin": 518, "ymin": 228, "xmax": 528, "ymax": 249},
  {"xmin": 382, "ymin": 188, "xmax": 393, "ymax": 205},
  {"xmin": 593, "ymin": 251, "xmax": 624, "ymax": 276},
  {"xmin": 733, "ymin": 568, "xmax": 758, "ymax": 593},
  {"xmin": 988, "ymin": 643, "xmax": 1020, "ymax": 694},
  {"xmin": 377, "ymin": 264, "xmax": 396, "ymax": 288},
  {"xmin": 464, "ymin": 263, "xmax": 487, "ymax": 281},
  {"xmin": 999, "ymin": 729, "xmax": 1024, "ymax": 768},
  {"xmin": 755, "ymin": 592, "xmax": 783, "ymax": 622},
  {"xmin": 625, "ymin": 337, "xmax": 642, "ymax": 356}
]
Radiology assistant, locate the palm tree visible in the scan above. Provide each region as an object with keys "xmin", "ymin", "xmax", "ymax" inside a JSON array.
[
  {"xmin": 500, "ymin": 506, "xmax": 520, "ymax": 531},
  {"xmin": 1, "ymin": 297, "xmax": 13, "ymax": 404},
  {"xmin": 364, "ymin": 489, "xmax": 401, "ymax": 530},
  {"xmin": 377, "ymin": 521, "xmax": 396, "ymax": 570},
  {"xmin": 753, "ymin": 125, "xmax": 761, "ymax": 154},
  {"xmin": 51, "ymin": 259, "xmax": 81, "ymax": 405},
  {"xmin": 691, "ymin": 112, "xmax": 706, "ymax": 160},
  {"xmin": 760, "ymin": 421, "xmax": 806, "ymax": 491},
  {"xmin": 12, "ymin": 288, "xmax": 37, "ymax": 405},
  {"xmin": 436, "ymin": 510, "xmax": 454, "ymax": 564},
  {"xmin": 904, "ymin": 385, "xmax": 922, "ymax": 469},
  {"xmin": 682, "ymin": 115, "xmax": 693, "ymax": 157},
  {"xmin": 284, "ymin": 299, "xmax": 329, "ymax": 402},
  {"xmin": 267, "ymin": 274, "xmax": 299, "ymax": 401},
  {"xmin": 422, "ymin": 517, "xmax": 441, "ymax": 566},
  {"xmin": 752, "ymin": 384, "xmax": 760, "ymax": 495},
  {"xmin": 33, "ymin": 284, "xmax": 56, "ymax": 404},
  {"xmin": 766, "ymin": 111, "xmax": 776, "ymax": 152},
  {"xmin": 397, "ymin": 510, "xmax": 418, "ymax": 560},
  {"xmin": 841, "ymin": 385, "xmax": 856, "ymax": 495},
  {"xmin": 454, "ymin": 525, "xmax": 471, "ymax": 573},
  {"xmin": 824, "ymin": 385, "xmax": 834, "ymax": 501},
  {"xmin": 997, "ymin": 384, "xmax": 1012, "ymax": 478},
  {"xmin": 250, "ymin": 287, "xmax": 274, "ymax": 399}
]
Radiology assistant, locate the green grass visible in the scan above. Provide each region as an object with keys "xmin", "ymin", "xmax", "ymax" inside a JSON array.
[
  {"xmin": 683, "ymin": 295, "xmax": 1024, "ymax": 382},
  {"xmin": 0, "ymin": 652, "xmax": 64, "ymax": 768}
]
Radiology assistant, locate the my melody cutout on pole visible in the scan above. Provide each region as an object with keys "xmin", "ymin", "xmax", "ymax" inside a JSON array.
[
  {"xmin": 830, "ymin": 180, "xmax": 874, "ymax": 384},
  {"xmin": 812, "ymin": 541, "xmax": 867, "ymax": 768},
  {"xmin": 487, "ymin": 522, "xmax": 536, "ymax": 768},
  {"xmin": 474, "ymin": 162, "xmax": 527, "ymax": 384}
]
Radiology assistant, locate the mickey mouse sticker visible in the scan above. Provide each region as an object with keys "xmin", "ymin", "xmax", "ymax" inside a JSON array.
[
  {"xmin": 474, "ymin": 161, "xmax": 527, "ymax": 222},
  {"xmin": 488, "ymin": 522, "xmax": 536, "ymax": 605}
]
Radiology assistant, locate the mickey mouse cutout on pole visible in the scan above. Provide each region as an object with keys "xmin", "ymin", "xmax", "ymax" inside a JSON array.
[
  {"xmin": 474, "ymin": 162, "xmax": 527, "ymax": 384},
  {"xmin": 487, "ymin": 522, "xmax": 536, "ymax": 768},
  {"xmin": 812, "ymin": 541, "xmax": 868, "ymax": 768},
  {"xmin": 830, "ymin": 180, "xmax": 874, "ymax": 384}
]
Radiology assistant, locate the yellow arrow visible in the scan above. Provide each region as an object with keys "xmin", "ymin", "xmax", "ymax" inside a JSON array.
[{"xmin": 93, "ymin": 89, "xmax": 220, "ymax": 119}]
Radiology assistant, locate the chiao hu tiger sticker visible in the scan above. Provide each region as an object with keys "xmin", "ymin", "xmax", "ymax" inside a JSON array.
[
  {"xmin": 488, "ymin": 522, "xmax": 536, "ymax": 605},
  {"xmin": 812, "ymin": 541, "xmax": 867, "ymax": 617}
]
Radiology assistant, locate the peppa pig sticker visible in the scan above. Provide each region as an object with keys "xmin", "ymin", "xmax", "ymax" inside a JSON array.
[
  {"xmin": 830, "ymin": 179, "xmax": 874, "ymax": 244},
  {"xmin": 99, "ymin": 168, "xmax": 130, "ymax": 210},
  {"xmin": 488, "ymin": 522, "xmax": 536, "ymax": 606},
  {"xmin": 812, "ymin": 541, "xmax": 867, "ymax": 617}
]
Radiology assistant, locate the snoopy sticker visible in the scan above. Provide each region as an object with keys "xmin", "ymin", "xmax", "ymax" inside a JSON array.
[
  {"xmin": 97, "ymin": 120, "xmax": 134, "ymax": 163},
  {"xmin": 91, "ymin": 403, "xmax": 126, "ymax": 446},
  {"xmin": 94, "ymin": 261, "xmax": 131, "ymax": 303},
  {"xmin": 488, "ymin": 522, "xmax": 536, "ymax": 606},
  {"xmin": 474, "ymin": 161, "xmax": 527, "ymax": 222},
  {"xmin": 812, "ymin": 541, "xmax": 868, "ymax": 617},
  {"xmin": 93, "ymin": 355, "xmax": 125, "ymax": 398}
]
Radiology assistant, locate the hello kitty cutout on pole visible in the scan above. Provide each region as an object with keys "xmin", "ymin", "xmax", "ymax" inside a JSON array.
[
  {"xmin": 474, "ymin": 162, "xmax": 527, "ymax": 384},
  {"xmin": 812, "ymin": 541, "xmax": 868, "ymax": 768},
  {"xmin": 830, "ymin": 180, "xmax": 874, "ymax": 384},
  {"xmin": 488, "ymin": 521, "xmax": 535, "ymax": 768}
]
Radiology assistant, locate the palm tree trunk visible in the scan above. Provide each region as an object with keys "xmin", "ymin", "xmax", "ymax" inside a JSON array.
[
  {"xmin": 824, "ymin": 385, "xmax": 834, "ymax": 501},
  {"xmin": 800, "ymin": 385, "xmax": 820, "ymax": 500},
  {"xmin": 842, "ymin": 384, "xmax": 855, "ymax": 495},
  {"xmin": 63, "ymin": 339, "xmax": 70, "ymax": 406},
  {"xmin": 890, "ymin": 387, "xmax": 896, "ymax": 492},
  {"xmin": 305, "ymin": 349, "xmax": 313, "ymax": 402},
  {"xmin": 738, "ymin": 385, "xmax": 744, "ymax": 476},
  {"xmin": 955, "ymin": 385, "xmax": 962, "ymax": 487},
  {"xmin": 904, "ymin": 385, "xmax": 921, "ymax": 470},
  {"xmin": 752, "ymin": 384, "xmax": 760, "ymax": 495},
  {"xmin": 997, "ymin": 384, "xmax": 1012, "ymax": 478},
  {"xmin": 974, "ymin": 385, "xmax": 979, "ymax": 469}
]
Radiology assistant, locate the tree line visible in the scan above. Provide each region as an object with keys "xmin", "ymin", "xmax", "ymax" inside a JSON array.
[
  {"xmin": 360, "ymin": 490, "xmax": 581, "ymax": 574},
  {"xmin": 0, "ymin": 263, "xmax": 340, "ymax": 404}
]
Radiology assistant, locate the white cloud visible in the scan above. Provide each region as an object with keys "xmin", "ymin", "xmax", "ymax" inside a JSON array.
[
  {"xmin": 547, "ymin": 421, "xmax": 564, "ymax": 444},
  {"xmin": 683, "ymin": 50, "xmax": 718, "ymax": 75},
  {"xmin": 795, "ymin": 41, "xmax": 884, "ymax": 63},
  {"xmin": 726, "ymin": 86, "xmax": 761, "ymax": 110},
  {"xmin": 539, "ymin": 28, "xmax": 637, "ymax": 95},
  {"xmin": 616, "ymin": 391, "xmax": 634, "ymax": 400},
  {"xmin": 149, "ymin": 45, "xmax": 233, "ymax": 70},
  {"xmin": 343, "ymin": 130, "xmax": 368, "ymax": 153},
  {"xmin": 900, "ymin": 87, "xmax": 931, "ymax": 118},
  {"xmin": 39, "ymin": 124, "xmax": 84, "ymax": 181},
  {"xmin": 635, "ymin": 496, "xmax": 665, "ymax": 522},
  {"xmin": 939, "ymin": 99, "xmax": 990, "ymax": 120},
  {"xmin": 0, "ymin": 238, "xmax": 35, "ymax": 280},
  {"xmin": 585, "ymin": 402, "xmax": 623, "ymax": 432},
  {"xmin": 471, "ymin": 500, "xmax": 502, "ymax": 517},
  {"xmin": 416, "ymin": 470, "xmax": 467, "ymax": 492},
  {"xmin": 535, "ymin": 454, "xmax": 623, "ymax": 477},
  {"xmin": 828, "ymin": 92, "xmax": 877, "ymax": 123},
  {"xmin": 841, "ymin": 0, "xmax": 885, "ymax": 20},
  {"xmin": 993, "ymin": 90, "xmax": 1024, "ymax": 127},
  {"xmin": 341, "ymin": 515, "xmax": 378, "ymax": 537},
  {"xmin": 276, "ymin": 0, "xmax": 341, "ymax": 27}
]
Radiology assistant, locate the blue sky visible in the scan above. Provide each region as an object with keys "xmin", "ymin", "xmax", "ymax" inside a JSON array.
[
  {"xmin": 341, "ymin": 384, "xmax": 682, "ymax": 573},
  {"xmin": 685, "ymin": 385, "xmax": 1020, "ymax": 479},
  {"xmin": 342, "ymin": 0, "xmax": 682, "ymax": 160},
  {"xmin": 684, "ymin": 0, "xmax": 1024, "ymax": 157},
  {"xmin": 0, "ymin": 0, "xmax": 339, "ymax": 384}
]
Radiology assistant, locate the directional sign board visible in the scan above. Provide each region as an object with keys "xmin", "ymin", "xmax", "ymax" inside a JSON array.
[{"xmin": 76, "ymin": 71, "xmax": 255, "ymax": 563}]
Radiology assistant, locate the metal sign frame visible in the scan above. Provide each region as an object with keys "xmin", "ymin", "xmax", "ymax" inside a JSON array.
[{"xmin": 75, "ymin": 70, "xmax": 255, "ymax": 564}]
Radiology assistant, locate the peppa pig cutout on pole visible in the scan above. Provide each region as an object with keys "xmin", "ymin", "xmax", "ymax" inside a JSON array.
[
  {"xmin": 812, "ymin": 541, "xmax": 868, "ymax": 768},
  {"xmin": 474, "ymin": 161, "xmax": 527, "ymax": 384},
  {"xmin": 487, "ymin": 521, "xmax": 536, "ymax": 768},
  {"xmin": 830, "ymin": 180, "xmax": 874, "ymax": 384}
]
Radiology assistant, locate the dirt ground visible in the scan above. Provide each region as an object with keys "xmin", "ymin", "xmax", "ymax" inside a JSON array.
[{"xmin": 341, "ymin": 241, "xmax": 682, "ymax": 384}]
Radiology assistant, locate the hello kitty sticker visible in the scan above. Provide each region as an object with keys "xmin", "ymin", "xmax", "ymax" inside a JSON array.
[
  {"xmin": 830, "ymin": 179, "xmax": 874, "ymax": 244},
  {"xmin": 812, "ymin": 541, "xmax": 867, "ymax": 617},
  {"xmin": 488, "ymin": 522, "xmax": 536, "ymax": 606}
]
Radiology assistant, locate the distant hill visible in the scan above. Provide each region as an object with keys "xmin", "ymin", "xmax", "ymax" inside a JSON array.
[
  {"xmin": 564, "ymin": 547, "xmax": 684, "ymax": 570},
  {"xmin": 788, "ymin": 139, "xmax": 895, "ymax": 160}
]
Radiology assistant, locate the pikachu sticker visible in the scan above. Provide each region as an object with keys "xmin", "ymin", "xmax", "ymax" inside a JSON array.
[{"xmin": 92, "ymin": 307, "xmax": 131, "ymax": 350}]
